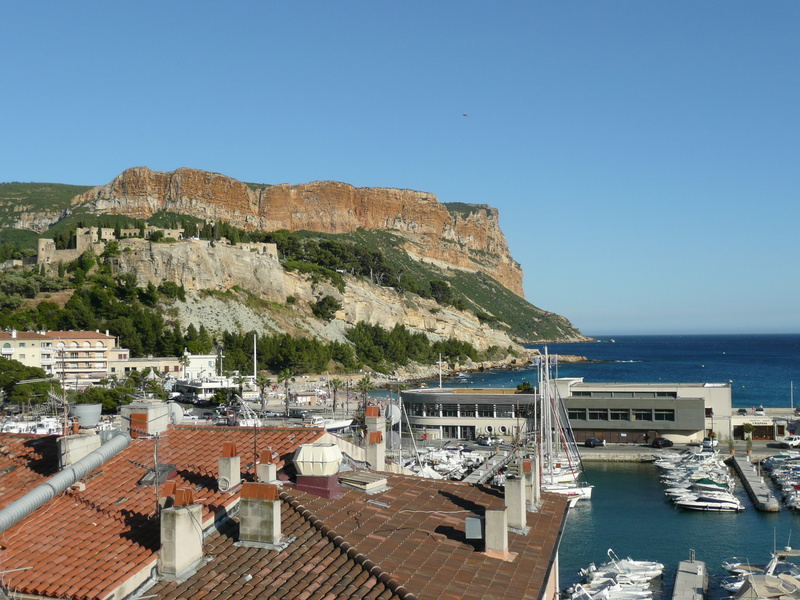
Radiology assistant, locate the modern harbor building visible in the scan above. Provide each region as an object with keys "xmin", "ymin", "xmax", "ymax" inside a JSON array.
[{"xmin": 400, "ymin": 379, "xmax": 739, "ymax": 444}]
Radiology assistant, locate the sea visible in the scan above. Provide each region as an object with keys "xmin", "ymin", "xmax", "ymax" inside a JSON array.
[{"xmin": 424, "ymin": 334, "xmax": 800, "ymax": 599}]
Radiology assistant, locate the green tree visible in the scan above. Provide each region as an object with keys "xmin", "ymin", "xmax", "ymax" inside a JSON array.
[
  {"xmin": 256, "ymin": 374, "xmax": 273, "ymax": 411},
  {"xmin": 328, "ymin": 377, "xmax": 344, "ymax": 415},
  {"xmin": 356, "ymin": 374, "xmax": 373, "ymax": 407},
  {"xmin": 312, "ymin": 295, "xmax": 342, "ymax": 321},
  {"xmin": 278, "ymin": 368, "xmax": 295, "ymax": 416}
]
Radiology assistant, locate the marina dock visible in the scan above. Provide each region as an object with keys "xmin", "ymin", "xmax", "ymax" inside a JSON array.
[
  {"xmin": 671, "ymin": 557, "xmax": 708, "ymax": 600},
  {"xmin": 728, "ymin": 454, "xmax": 780, "ymax": 511}
]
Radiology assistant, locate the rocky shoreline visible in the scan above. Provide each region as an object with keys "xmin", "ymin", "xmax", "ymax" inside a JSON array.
[{"xmin": 369, "ymin": 349, "xmax": 589, "ymax": 387}]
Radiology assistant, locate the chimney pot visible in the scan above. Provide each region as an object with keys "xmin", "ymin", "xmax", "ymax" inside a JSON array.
[
  {"xmin": 365, "ymin": 406, "xmax": 380, "ymax": 417},
  {"xmin": 222, "ymin": 442, "xmax": 238, "ymax": 458},
  {"xmin": 174, "ymin": 488, "xmax": 194, "ymax": 507}
]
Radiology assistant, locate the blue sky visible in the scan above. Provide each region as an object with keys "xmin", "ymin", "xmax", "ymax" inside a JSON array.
[{"xmin": 2, "ymin": 2, "xmax": 799, "ymax": 336}]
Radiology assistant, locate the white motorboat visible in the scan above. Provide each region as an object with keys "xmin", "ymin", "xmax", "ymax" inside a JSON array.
[
  {"xmin": 543, "ymin": 482, "xmax": 594, "ymax": 500},
  {"xmin": 305, "ymin": 416, "xmax": 354, "ymax": 432},
  {"xmin": 674, "ymin": 493, "xmax": 744, "ymax": 512}
]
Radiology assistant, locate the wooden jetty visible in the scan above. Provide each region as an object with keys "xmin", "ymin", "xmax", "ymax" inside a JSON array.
[{"xmin": 728, "ymin": 454, "xmax": 780, "ymax": 511}]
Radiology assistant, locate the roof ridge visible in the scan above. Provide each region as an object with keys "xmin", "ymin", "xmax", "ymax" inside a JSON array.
[{"xmin": 279, "ymin": 490, "xmax": 417, "ymax": 600}]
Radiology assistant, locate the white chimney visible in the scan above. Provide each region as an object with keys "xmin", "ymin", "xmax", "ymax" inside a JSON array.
[
  {"xmin": 484, "ymin": 508, "xmax": 517, "ymax": 562},
  {"xmin": 218, "ymin": 442, "xmax": 241, "ymax": 492},
  {"xmin": 505, "ymin": 474, "xmax": 527, "ymax": 532},
  {"xmin": 159, "ymin": 488, "xmax": 203, "ymax": 578},
  {"xmin": 239, "ymin": 482, "xmax": 282, "ymax": 547},
  {"xmin": 364, "ymin": 405, "xmax": 386, "ymax": 471},
  {"xmin": 256, "ymin": 450, "xmax": 278, "ymax": 483}
]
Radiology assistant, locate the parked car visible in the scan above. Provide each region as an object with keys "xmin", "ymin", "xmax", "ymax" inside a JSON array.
[
  {"xmin": 781, "ymin": 435, "xmax": 800, "ymax": 449},
  {"xmin": 754, "ymin": 406, "xmax": 766, "ymax": 416},
  {"xmin": 477, "ymin": 435, "xmax": 503, "ymax": 446},
  {"xmin": 651, "ymin": 437, "xmax": 674, "ymax": 448},
  {"xmin": 259, "ymin": 410, "xmax": 281, "ymax": 418},
  {"xmin": 584, "ymin": 437, "xmax": 606, "ymax": 448},
  {"xmin": 737, "ymin": 408, "xmax": 748, "ymax": 416},
  {"xmin": 288, "ymin": 408, "xmax": 309, "ymax": 419},
  {"xmin": 701, "ymin": 436, "xmax": 719, "ymax": 448}
]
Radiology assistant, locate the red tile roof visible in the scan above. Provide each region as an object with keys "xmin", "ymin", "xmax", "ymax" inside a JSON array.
[
  {"xmin": 42, "ymin": 331, "xmax": 116, "ymax": 339},
  {"xmin": 0, "ymin": 331, "xmax": 48, "ymax": 340},
  {"xmin": 0, "ymin": 426, "xmax": 326, "ymax": 600},
  {"xmin": 147, "ymin": 476, "xmax": 568, "ymax": 600},
  {"xmin": 0, "ymin": 427, "xmax": 568, "ymax": 600}
]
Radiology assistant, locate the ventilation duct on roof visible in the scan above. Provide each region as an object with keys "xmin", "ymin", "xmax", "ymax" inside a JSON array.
[{"xmin": 0, "ymin": 431, "xmax": 131, "ymax": 535}]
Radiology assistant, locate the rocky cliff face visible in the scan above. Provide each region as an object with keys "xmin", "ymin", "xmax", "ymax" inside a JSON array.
[
  {"xmin": 72, "ymin": 167, "xmax": 525, "ymax": 297},
  {"xmin": 112, "ymin": 238, "xmax": 523, "ymax": 352}
]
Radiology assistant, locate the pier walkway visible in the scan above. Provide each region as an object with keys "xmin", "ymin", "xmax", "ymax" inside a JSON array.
[
  {"xmin": 671, "ymin": 557, "xmax": 708, "ymax": 600},
  {"xmin": 728, "ymin": 454, "xmax": 780, "ymax": 511},
  {"xmin": 462, "ymin": 450, "xmax": 513, "ymax": 484}
]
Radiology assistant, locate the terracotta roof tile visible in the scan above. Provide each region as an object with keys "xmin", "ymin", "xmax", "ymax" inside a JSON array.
[
  {"xmin": 0, "ymin": 426, "xmax": 326, "ymax": 600},
  {"xmin": 1, "ymin": 424, "xmax": 566, "ymax": 600}
]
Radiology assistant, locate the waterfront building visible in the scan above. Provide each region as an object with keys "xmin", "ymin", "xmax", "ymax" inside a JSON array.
[{"xmin": 401, "ymin": 379, "xmax": 735, "ymax": 444}]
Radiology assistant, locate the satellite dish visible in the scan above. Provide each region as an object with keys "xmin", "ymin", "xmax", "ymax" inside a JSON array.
[
  {"xmin": 386, "ymin": 431, "xmax": 401, "ymax": 448},
  {"xmin": 384, "ymin": 405, "xmax": 401, "ymax": 426},
  {"xmin": 166, "ymin": 402, "xmax": 184, "ymax": 425}
]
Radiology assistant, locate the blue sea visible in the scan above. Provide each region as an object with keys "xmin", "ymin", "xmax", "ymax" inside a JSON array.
[
  {"xmin": 426, "ymin": 334, "xmax": 800, "ymax": 598},
  {"xmin": 459, "ymin": 334, "xmax": 800, "ymax": 409}
]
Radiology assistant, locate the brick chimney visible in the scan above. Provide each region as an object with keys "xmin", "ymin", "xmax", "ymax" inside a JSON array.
[
  {"xmin": 239, "ymin": 482, "xmax": 282, "ymax": 547},
  {"xmin": 364, "ymin": 405, "xmax": 386, "ymax": 471},
  {"xmin": 159, "ymin": 488, "xmax": 204, "ymax": 578},
  {"xmin": 218, "ymin": 442, "xmax": 241, "ymax": 492}
]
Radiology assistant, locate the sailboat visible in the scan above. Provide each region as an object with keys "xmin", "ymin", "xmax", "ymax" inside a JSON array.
[{"xmin": 536, "ymin": 348, "xmax": 594, "ymax": 501}]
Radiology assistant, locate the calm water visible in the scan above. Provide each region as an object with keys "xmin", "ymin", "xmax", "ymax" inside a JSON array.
[{"xmin": 425, "ymin": 334, "xmax": 800, "ymax": 596}]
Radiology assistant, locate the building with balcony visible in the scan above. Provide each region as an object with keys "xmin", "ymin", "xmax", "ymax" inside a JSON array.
[
  {"xmin": 0, "ymin": 330, "xmax": 54, "ymax": 373},
  {"xmin": 42, "ymin": 330, "xmax": 120, "ymax": 388}
]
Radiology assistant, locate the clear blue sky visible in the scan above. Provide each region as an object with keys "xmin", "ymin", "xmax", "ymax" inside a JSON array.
[{"xmin": 2, "ymin": 2, "xmax": 799, "ymax": 336}]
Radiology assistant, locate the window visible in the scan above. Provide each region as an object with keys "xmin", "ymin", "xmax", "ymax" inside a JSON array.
[
  {"xmin": 654, "ymin": 409, "xmax": 675, "ymax": 421},
  {"xmin": 460, "ymin": 404, "xmax": 476, "ymax": 417},
  {"xmin": 656, "ymin": 392, "xmax": 677, "ymax": 398},
  {"xmin": 18, "ymin": 354, "xmax": 25, "ymax": 359},
  {"xmin": 477, "ymin": 404, "xmax": 494, "ymax": 418},
  {"xmin": 19, "ymin": 343, "xmax": 25, "ymax": 348},
  {"xmin": 496, "ymin": 405, "xmax": 513, "ymax": 418},
  {"xmin": 632, "ymin": 409, "xmax": 652, "ymax": 421},
  {"xmin": 426, "ymin": 404, "xmax": 441, "ymax": 417},
  {"xmin": 573, "ymin": 391, "xmax": 591, "ymax": 397},
  {"xmin": 568, "ymin": 409, "xmax": 586, "ymax": 420},
  {"xmin": 610, "ymin": 409, "xmax": 630, "ymax": 421},
  {"xmin": 442, "ymin": 404, "xmax": 458, "ymax": 417},
  {"xmin": 588, "ymin": 409, "xmax": 608, "ymax": 420}
]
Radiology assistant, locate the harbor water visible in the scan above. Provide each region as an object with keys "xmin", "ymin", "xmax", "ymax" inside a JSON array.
[{"xmin": 424, "ymin": 334, "xmax": 800, "ymax": 597}]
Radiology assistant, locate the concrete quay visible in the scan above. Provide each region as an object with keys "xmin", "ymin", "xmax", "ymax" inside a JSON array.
[
  {"xmin": 671, "ymin": 558, "xmax": 708, "ymax": 600},
  {"xmin": 727, "ymin": 454, "xmax": 780, "ymax": 511}
]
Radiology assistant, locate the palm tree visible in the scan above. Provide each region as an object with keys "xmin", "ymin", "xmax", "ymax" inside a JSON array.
[
  {"xmin": 278, "ymin": 368, "xmax": 295, "ymax": 417},
  {"xmin": 179, "ymin": 352, "xmax": 190, "ymax": 379},
  {"xmin": 256, "ymin": 374, "xmax": 273, "ymax": 411},
  {"xmin": 328, "ymin": 378, "xmax": 344, "ymax": 415},
  {"xmin": 356, "ymin": 374, "xmax": 373, "ymax": 408}
]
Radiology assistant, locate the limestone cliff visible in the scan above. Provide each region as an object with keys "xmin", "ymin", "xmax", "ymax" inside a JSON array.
[
  {"xmin": 111, "ymin": 238, "xmax": 524, "ymax": 352},
  {"xmin": 72, "ymin": 167, "xmax": 525, "ymax": 297}
]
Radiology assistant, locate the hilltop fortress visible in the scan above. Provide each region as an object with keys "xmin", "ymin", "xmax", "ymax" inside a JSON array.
[{"xmin": 36, "ymin": 226, "xmax": 279, "ymax": 274}]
